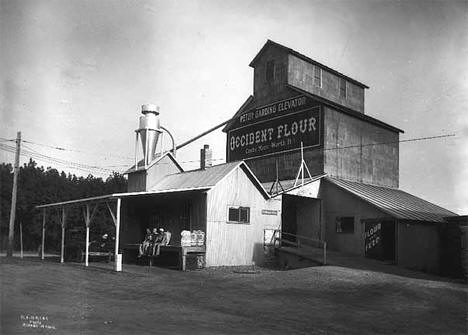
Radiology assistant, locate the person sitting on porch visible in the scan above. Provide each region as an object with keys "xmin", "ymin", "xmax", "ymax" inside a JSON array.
[
  {"xmin": 152, "ymin": 228, "xmax": 171, "ymax": 256},
  {"xmin": 99, "ymin": 233, "xmax": 109, "ymax": 252},
  {"xmin": 138, "ymin": 229, "xmax": 153, "ymax": 257}
]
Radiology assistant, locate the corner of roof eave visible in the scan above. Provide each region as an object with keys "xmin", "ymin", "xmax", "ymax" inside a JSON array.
[
  {"xmin": 268, "ymin": 173, "xmax": 327, "ymax": 198},
  {"xmin": 238, "ymin": 161, "xmax": 272, "ymax": 200}
]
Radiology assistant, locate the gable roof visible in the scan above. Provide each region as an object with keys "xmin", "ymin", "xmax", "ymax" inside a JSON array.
[
  {"xmin": 250, "ymin": 40, "xmax": 369, "ymax": 89},
  {"xmin": 150, "ymin": 161, "xmax": 270, "ymax": 199},
  {"xmin": 124, "ymin": 152, "xmax": 183, "ymax": 174},
  {"xmin": 288, "ymin": 85, "xmax": 404, "ymax": 133},
  {"xmin": 325, "ymin": 177, "xmax": 457, "ymax": 223}
]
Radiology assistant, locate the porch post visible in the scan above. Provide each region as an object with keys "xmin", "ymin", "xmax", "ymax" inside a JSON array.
[
  {"xmin": 323, "ymin": 241, "xmax": 327, "ymax": 265},
  {"xmin": 114, "ymin": 198, "xmax": 121, "ymax": 271},
  {"xmin": 41, "ymin": 209, "xmax": 46, "ymax": 260},
  {"xmin": 85, "ymin": 204, "xmax": 90, "ymax": 267},
  {"xmin": 60, "ymin": 207, "xmax": 66, "ymax": 263}
]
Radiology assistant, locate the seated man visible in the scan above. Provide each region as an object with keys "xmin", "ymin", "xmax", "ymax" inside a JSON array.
[
  {"xmin": 138, "ymin": 228, "xmax": 153, "ymax": 257},
  {"xmin": 152, "ymin": 228, "xmax": 171, "ymax": 257},
  {"xmin": 99, "ymin": 234, "xmax": 109, "ymax": 252}
]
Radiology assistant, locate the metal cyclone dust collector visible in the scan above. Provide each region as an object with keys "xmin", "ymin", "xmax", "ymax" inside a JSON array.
[{"xmin": 136, "ymin": 104, "xmax": 162, "ymax": 167}]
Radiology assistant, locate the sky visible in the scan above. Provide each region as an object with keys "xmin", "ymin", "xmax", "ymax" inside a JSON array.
[{"xmin": 1, "ymin": 0, "xmax": 467, "ymax": 213}]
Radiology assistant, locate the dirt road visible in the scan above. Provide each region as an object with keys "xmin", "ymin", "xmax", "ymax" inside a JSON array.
[{"xmin": 1, "ymin": 258, "xmax": 467, "ymax": 334}]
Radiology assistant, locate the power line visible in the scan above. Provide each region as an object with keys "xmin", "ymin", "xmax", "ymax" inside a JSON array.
[
  {"xmin": 0, "ymin": 143, "xmax": 115, "ymax": 176},
  {"xmin": 0, "ymin": 133, "xmax": 456, "ymax": 176},
  {"xmin": 0, "ymin": 143, "xmax": 226, "ymax": 174},
  {"xmin": 22, "ymin": 139, "xmax": 134, "ymax": 161},
  {"xmin": 322, "ymin": 134, "xmax": 456, "ymax": 152}
]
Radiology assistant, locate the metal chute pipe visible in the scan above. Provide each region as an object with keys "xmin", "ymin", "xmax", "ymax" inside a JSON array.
[
  {"xmin": 175, "ymin": 119, "xmax": 229, "ymax": 151},
  {"xmin": 160, "ymin": 126, "xmax": 176, "ymax": 156}
]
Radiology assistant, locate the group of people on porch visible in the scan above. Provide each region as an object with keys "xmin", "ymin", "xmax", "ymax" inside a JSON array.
[{"xmin": 138, "ymin": 227, "xmax": 171, "ymax": 257}]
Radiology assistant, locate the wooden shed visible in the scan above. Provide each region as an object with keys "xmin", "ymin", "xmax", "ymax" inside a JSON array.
[{"xmin": 122, "ymin": 159, "xmax": 281, "ymax": 267}]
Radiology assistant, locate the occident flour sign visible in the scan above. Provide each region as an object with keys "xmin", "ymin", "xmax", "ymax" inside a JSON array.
[{"xmin": 227, "ymin": 95, "xmax": 321, "ymax": 161}]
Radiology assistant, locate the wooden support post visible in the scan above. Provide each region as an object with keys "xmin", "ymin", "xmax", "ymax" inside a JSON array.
[
  {"xmin": 41, "ymin": 209, "xmax": 46, "ymax": 260},
  {"xmin": 7, "ymin": 131, "xmax": 21, "ymax": 257},
  {"xmin": 84, "ymin": 204, "xmax": 90, "ymax": 267},
  {"xmin": 301, "ymin": 142, "xmax": 304, "ymax": 186},
  {"xmin": 114, "ymin": 198, "xmax": 121, "ymax": 271},
  {"xmin": 20, "ymin": 221, "xmax": 23, "ymax": 259},
  {"xmin": 323, "ymin": 241, "xmax": 327, "ymax": 265},
  {"xmin": 81, "ymin": 203, "xmax": 99, "ymax": 267},
  {"xmin": 181, "ymin": 248, "xmax": 187, "ymax": 271},
  {"xmin": 106, "ymin": 199, "xmax": 122, "ymax": 272},
  {"xmin": 60, "ymin": 207, "xmax": 66, "ymax": 263}
]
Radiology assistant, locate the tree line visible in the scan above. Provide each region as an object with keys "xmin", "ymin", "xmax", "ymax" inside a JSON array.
[{"xmin": 0, "ymin": 159, "xmax": 127, "ymax": 252}]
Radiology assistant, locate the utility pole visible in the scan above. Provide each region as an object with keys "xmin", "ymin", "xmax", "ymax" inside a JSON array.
[{"xmin": 7, "ymin": 131, "xmax": 21, "ymax": 257}]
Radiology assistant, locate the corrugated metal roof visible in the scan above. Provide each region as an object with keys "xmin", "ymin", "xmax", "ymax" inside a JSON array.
[
  {"xmin": 150, "ymin": 161, "xmax": 242, "ymax": 192},
  {"xmin": 325, "ymin": 177, "xmax": 457, "ymax": 223}
]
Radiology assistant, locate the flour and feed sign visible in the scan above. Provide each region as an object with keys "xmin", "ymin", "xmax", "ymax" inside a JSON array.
[{"xmin": 227, "ymin": 95, "xmax": 321, "ymax": 161}]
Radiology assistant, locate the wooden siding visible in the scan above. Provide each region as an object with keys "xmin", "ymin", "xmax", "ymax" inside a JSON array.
[
  {"xmin": 323, "ymin": 106, "xmax": 399, "ymax": 188},
  {"xmin": 397, "ymin": 221, "xmax": 440, "ymax": 273},
  {"xmin": 127, "ymin": 155, "xmax": 182, "ymax": 192},
  {"xmin": 296, "ymin": 197, "xmax": 322, "ymax": 241},
  {"xmin": 320, "ymin": 180, "xmax": 389, "ymax": 255},
  {"xmin": 127, "ymin": 171, "xmax": 146, "ymax": 192},
  {"xmin": 252, "ymin": 45, "xmax": 294, "ymax": 107},
  {"xmin": 246, "ymin": 146, "xmax": 324, "ymax": 183},
  {"xmin": 206, "ymin": 167, "xmax": 281, "ymax": 266},
  {"xmin": 146, "ymin": 155, "xmax": 183, "ymax": 190},
  {"xmin": 288, "ymin": 54, "xmax": 365, "ymax": 113}
]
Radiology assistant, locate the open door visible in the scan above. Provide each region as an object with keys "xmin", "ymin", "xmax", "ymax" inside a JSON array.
[{"xmin": 281, "ymin": 195, "xmax": 297, "ymax": 243}]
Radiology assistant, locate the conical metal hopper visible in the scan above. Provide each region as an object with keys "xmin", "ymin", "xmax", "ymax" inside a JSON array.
[{"xmin": 139, "ymin": 105, "xmax": 161, "ymax": 165}]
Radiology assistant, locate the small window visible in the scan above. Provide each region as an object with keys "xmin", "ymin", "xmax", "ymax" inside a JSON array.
[
  {"xmin": 228, "ymin": 206, "xmax": 250, "ymax": 224},
  {"xmin": 266, "ymin": 61, "xmax": 275, "ymax": 82},
  {"xmin": 339, "ymin": 78, "xmax": 347, "ymax": 98},
  {"xmin": 336, "ymin": 217, "xmax": 354, "ymax": 233},
  {"xmin": 314, "ymin": 65, "xmax": 322, "ymax": 87}
]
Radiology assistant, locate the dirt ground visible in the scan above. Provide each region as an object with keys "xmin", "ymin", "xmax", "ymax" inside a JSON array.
[{"xmin": 1, "ymin": 257, "xmax": 467, "ymax": 335}]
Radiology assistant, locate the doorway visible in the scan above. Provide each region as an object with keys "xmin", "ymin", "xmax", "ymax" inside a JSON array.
[
  {"xmin": 364, "ymin": 220, "xmax": 395, "ymax": 261},
  {"xmin": 281, "ymin": 194, "xmax": 321, "ymax": 242}
]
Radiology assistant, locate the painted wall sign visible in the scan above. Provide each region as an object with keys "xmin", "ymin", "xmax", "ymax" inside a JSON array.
[
  {"xmin": 228, "ymin": 107, "xmax": 321, "ymax": 161},
  {"xmin": 365, "ymin": 222, "xmax": 382, "ymax": 258},
  {"xmin": 238, "ymin": 95, "xmax": 308, "ymax": 125},
  {"xmin": 261, "ymin": 209, "xmax": 278, "ymax": 216}
]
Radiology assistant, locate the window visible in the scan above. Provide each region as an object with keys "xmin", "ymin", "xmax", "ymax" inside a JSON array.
[
  {"xmin": 266, "ymin": 61, "xmax": 275, "ymax": 82},
  {"xmin": 314, "ymin": 65, "xmax": 322, "ymax": 87},
  {"xmin": 228, "ymin": 206, "xmax": 250, "ymax": 224},
  {"xmin": 339, "ymin": 78, "xmax": 347, "ymax": 98},
  {"xmin": 336, "ymin": 216, "xmax": 354, "ymax": 233}
]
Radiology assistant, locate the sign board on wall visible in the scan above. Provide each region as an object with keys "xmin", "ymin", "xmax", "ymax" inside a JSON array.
[
  {"xmin": 227, "ymin": 95, "xmax": 321, "ymax": 161},
  {"xmin": 364, "ymin": 222, "xmax": 383, "ymax": 259}
]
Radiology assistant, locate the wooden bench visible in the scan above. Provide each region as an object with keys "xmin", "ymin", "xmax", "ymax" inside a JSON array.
[
  {"xmin": 123, "ymin": 244, "xmax": 206, "ymax": 271},
  {"xmin": 80, "ymin": 251, "xmax": 112, "ymax": 263}
]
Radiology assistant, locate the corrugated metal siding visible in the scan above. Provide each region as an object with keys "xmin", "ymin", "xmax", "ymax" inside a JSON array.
[
  {"xmin": 150, "ymin": 162, "xmax": 241, "ymax": 192},
  {"xmin": 325, "ymin": 177, "xmax": 457, "ymax": 222}
]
